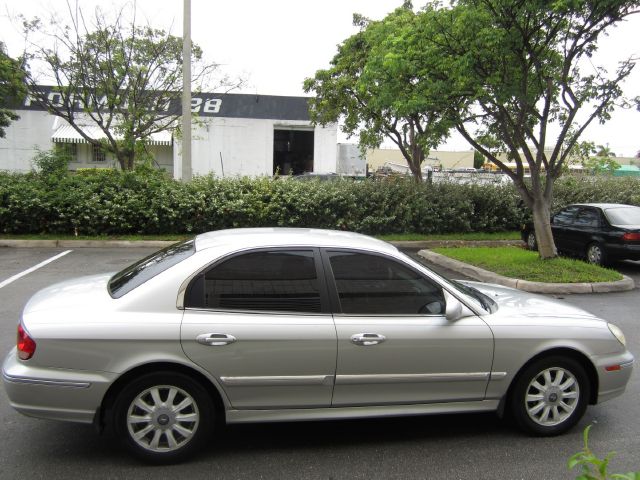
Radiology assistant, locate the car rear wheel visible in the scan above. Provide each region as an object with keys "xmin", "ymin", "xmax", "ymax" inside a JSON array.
[
  {"xmin": 526, "ymin": 231, "xmax": 537, "ymax": 251},
  {"xmin": 586, "ymin": 242, "xmax": 607, "ymax": 266},
  {"xmin": 510, "ymin": 356, "xmax": 589, "ymax": 436},
  {"xmin": 113, "ymin": 371, "xmax": 214, "ymax": 463}
]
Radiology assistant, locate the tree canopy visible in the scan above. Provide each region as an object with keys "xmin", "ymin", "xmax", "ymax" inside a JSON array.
[
  {"xmin": 0, "ymin": 42, "xmax": 27, "ymax": 138},
  {"xmin": 21, "ymin": 6, "xmax": 241, "ymax": 170},
  {"xmin": 304, "ymin": 3, "xmax": 453, "ymax": 182},
  {"xmin": 307, "ymin": 0, "xmax": 639, "ymax": 258}
]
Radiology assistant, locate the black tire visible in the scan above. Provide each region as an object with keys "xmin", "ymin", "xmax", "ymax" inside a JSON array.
[
  {"xmin": 112, "ymin": 371, "xmax": 215, "ymax": 464},
  {"xmin": 510, "ymin": 356, "xmax": 589, "ymax": 436},
  {"xmin": 526, "ymin": 231, "xmax": 537, "ymax": 251},
  {"xmin": 586, "ymin": 242, "xmax": 607, "ymax": 266}
]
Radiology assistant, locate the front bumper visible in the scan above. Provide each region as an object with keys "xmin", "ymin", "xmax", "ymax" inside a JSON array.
[
  {"xmin": 593, "ymin": 349, "xmax": 634, "ymax": 403},
  {"xmin": 2, "ymin": 348, "xmax": 116, "ymax": 424}
]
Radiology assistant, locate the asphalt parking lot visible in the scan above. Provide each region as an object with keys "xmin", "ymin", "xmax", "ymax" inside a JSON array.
[{"xmin": 0, "ymin": 246, "xmax": 638, "ymax": 479}]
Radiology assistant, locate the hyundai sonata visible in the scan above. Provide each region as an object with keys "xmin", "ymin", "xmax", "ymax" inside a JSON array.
[{"xmin": 2, "ymin": 228, "xmax": 634, "ymax": 463}]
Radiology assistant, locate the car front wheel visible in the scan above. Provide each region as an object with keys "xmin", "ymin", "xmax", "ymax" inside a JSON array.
[
  {"xmin": 113, "ymin": 371, "xmax": 214, "ymax": 463},
  {"xmin": 526, "ymin": 231, "xmax": 537, "ymax": 251},
  {"xmin": 510, "ymin": 356, "xmax": 589, "ymax": 436}
]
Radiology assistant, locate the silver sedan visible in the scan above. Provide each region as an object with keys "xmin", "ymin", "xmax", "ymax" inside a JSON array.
[{"xmin": 2, "ymin": 228, "xmax": 634, "ymax": 463}]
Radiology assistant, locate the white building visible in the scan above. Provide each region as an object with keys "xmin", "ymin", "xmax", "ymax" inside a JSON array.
[{"xmin": 0, "ymin": 88, "xmax": 338, "ymax": 179}]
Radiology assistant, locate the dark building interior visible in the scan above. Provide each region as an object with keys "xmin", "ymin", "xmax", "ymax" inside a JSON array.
[{"xmin": 273, "ymin": 129, "xmax": 314, "ymax": 175}]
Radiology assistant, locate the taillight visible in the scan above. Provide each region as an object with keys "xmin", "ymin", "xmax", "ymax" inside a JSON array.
[
  {"xmin": 17, "ymin": 323, "xmax": 36, "ymax": 360},
  {"xmin": 622, "ymin": 232, "xmax": 640, "ymax": 241}
]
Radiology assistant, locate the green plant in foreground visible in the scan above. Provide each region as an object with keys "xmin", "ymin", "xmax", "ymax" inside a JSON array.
[{"xmin": 568, "ymin": 425, "xmax": 639, "ymax": 479}]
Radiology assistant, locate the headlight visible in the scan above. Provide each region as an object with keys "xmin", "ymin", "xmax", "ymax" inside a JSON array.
[{"xmin": 608, "ymin": 323, "xmax": 626, "ymax": 347}]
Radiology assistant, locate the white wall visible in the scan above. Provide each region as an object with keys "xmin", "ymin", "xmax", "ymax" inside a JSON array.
[
  {"xmin": 175, "ymin": 118, "xmax": 338, "ymax": 179},
  {"xmin": 191, "ymin": 117, "xmax": 273, "ymax": 177},
  {"xmin": 313, "ymin": 124, "xmax": 338, "ymax": 173},
  {"xmin": 0, "ymin": 111, "xmax": 53, "ymax": 171},
  {"xmin": 1, "ymin": 111, "xmax": 338, "ymax": 178}
]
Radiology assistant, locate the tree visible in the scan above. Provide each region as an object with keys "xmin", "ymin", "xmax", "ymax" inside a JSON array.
[
  {"xmin": 21, "ymin": 5, "xmax": 241, "ymax": 170},
  {"xmin": 574, "ymin": 141, "xmax": 621, "ymax": 173},
  {"xmin": 473, "ymin": 150, "xmax": 485, "ymax": 170},
  {"xmin": 323, "ymin": 1, "xmax": 638, "ymax": 256},
  {"xmin": 410, "ymin": 0, "xmax": 639, "ymax": 258},
  {"xmin": 0, "ymin": 42, "xmax": 27, "ymax": 138},
  {"xmin": 303, "ymin": 3, "xmax": 452, "ymax": 182}
]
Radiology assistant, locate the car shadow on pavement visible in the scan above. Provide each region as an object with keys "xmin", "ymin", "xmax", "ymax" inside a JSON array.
[{"xmin": 215, "ymin": 411, "xmax": 511, "ymax": 451}]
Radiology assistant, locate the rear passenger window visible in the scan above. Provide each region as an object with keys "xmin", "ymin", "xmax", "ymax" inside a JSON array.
[
  {"xmin": 574, "ymin": 209, "xmax": 600, "ymax": 228},
  {"xmin": 186, "ymin": 250, "xmax": 322, "ymax": 313},
  {"xmin": 327, "ymin": 251, "xmax": 444, "ymax": 315}
]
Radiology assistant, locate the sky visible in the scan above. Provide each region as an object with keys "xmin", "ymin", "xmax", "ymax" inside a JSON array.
[{"xmin": 1, "ymin": 0, "xmax": 639, "ymax": 156}]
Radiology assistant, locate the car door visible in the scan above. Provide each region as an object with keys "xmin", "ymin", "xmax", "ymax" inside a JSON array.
[
  {"xmin": 551, "ymin": 206, "xmax": 580, "ymax": 252},
  {"xmin": 567, "ymin": 207, "xmax": 602, "ymax": 253},
  {"xmin": 322, "ymin": 249, "xmax": 494, "ymax": 407},
  {"xmin": 181, "ymin": 248, "xmax": 337, "ymax": 410}
]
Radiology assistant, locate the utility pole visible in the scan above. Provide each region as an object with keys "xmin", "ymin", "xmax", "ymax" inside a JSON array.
[{"xmin": 181, "ymin": 0, "xmax": 192, "ymax": 181}]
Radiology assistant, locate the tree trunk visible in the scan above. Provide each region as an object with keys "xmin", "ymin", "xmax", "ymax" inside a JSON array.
[
  {"xmin": 116, "ymin": 151, "xmax": 135, "ymax": 170},
  {"xmin": 407, "ymin": 140, "xmax": 424, "ymax": 183},
  {"xmin": 531, "ymin": 199, "xmax": 556, "ymax": 259}
]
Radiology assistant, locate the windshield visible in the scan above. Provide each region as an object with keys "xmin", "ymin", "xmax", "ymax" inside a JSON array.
[
  {"xmin": 604, "ymin": 206, "xmax": 640, "ymax": 225},
  {"xmin": 108, "ymin": 239, "xmax": 195, "ymax": 298}
]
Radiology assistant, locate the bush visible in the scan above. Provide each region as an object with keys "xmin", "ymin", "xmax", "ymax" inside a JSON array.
[{"xmin": 0, "ymin": 171, "xmax": 637, "ymax": 236}]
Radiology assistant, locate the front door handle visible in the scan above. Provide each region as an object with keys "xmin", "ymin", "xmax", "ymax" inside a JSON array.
[
  {"xmin": 351, "ymin": 333, "xmax": 386, "ymax": 346},
  {"xmin": 196, "ymin": 333, "xmax": 237, "ymax": 346}
]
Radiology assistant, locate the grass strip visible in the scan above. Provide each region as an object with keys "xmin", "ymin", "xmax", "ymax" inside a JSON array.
[{"xmin": 431, "ymin": 246, "xmax": 622, "ymax": 283}]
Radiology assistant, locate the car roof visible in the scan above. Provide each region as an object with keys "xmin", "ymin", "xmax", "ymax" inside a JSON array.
[
  {"xmin": 568, "ymin": 203, "xmax": 638, "ymax": 209},
  {"xmin": 194, "ymin": 228, "xmax": 398, "ymax": 254}
]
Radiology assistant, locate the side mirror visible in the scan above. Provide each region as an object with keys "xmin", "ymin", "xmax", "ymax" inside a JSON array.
[{"xmin": 444, "ymin": 290, "xmax": 471, "ymax": 322}]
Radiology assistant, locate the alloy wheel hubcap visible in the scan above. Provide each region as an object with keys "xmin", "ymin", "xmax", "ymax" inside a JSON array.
[
  {"xmin": 126, "ymin": 385, "xmax": 200, "ymax": 452},
  {"xmin": 525, "ymin": 367, "xmax": 579, "ymax": 427},
  {"xmin": 588, "ymin": 246, "xmax": 601, "ymax": 264}
]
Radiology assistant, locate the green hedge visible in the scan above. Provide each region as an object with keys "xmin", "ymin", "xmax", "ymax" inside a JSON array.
[{"xmin": 0, "ymin": 170, "xmax": 638, "ymax": 236}]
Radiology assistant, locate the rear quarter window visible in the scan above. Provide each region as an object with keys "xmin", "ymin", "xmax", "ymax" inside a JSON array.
[{"xmin": 108, "ymin": 239, "xmax": 195, "ymax": 298}]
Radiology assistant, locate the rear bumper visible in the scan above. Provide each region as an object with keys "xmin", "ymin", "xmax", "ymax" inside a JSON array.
[
  {"xmin": 605, "ymin": 243, "xmax": 640, "ymax": 261},
  {"xmin": 2, "ymin": 348, "xmax": 116, "ymax": 423}
]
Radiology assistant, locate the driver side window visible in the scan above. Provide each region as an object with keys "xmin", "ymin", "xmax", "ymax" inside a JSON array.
[{"xmin": 327, "ymin": 251, "xmax": 445, "ymax": 315}]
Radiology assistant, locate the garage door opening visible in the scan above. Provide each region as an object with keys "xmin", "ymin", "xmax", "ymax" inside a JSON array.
[{"xmin": 273, "ymin": 129, "xmax": 314, "ymax": 175}]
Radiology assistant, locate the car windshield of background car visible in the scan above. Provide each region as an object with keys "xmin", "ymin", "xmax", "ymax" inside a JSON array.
[{"xmin": 108, "ymin": 239, "xmax": 196, "ymax": 298}]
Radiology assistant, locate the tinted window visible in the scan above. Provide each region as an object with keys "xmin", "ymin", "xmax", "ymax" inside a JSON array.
[
  {"xmin": 573, "ymin": 209, "xmax": 600, "ymax": 228},
  {"xmin": 186, "ymin": 250, "xmax": 322, "ymax": 313},
  {"xmin": 109, "ymin": 239, "xmax": 195, "ymax": 298},
  {"xmin": 328, "ymin": 252, "xmax": 444, "ymax": 315},
  {"xmin": 604, "ymin": 206, "xmax": 640, "ymax": 225},
  {"xmin": 553, "ymin": 206, "xmax": 579, "ymax": 226}
]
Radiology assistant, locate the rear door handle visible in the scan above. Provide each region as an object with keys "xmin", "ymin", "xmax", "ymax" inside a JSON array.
[
  {"xmin": 351, "ymin": 333, "xmax": 386, "ymax": 346},
  {"xmin": 196, "ymin": 333, "xmax": 237, "ymax": 346}
]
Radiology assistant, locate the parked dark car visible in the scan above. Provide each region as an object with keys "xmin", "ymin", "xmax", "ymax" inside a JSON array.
[{"xmin": 522, "ymin": 203, "xmax": 640, "ymax": 265}]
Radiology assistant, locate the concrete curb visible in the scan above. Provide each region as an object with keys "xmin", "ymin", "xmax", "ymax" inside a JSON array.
[
  {"xmin": 417, "ymin": 249, "xmax": 635, "ymax": 294},
  {"xmin": 0, "ymin": 239, "xmax": 175, "ymax": 248}
]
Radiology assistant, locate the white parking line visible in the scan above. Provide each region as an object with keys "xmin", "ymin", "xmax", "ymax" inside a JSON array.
[{"xmin": 0, "ymin": 250, "xmax": 73, "ymax": 289}]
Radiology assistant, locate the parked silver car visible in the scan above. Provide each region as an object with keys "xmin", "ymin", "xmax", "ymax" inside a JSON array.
[{"xmin": 2, "ymin": 229, "xmax": 634, "ymax": 463}]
